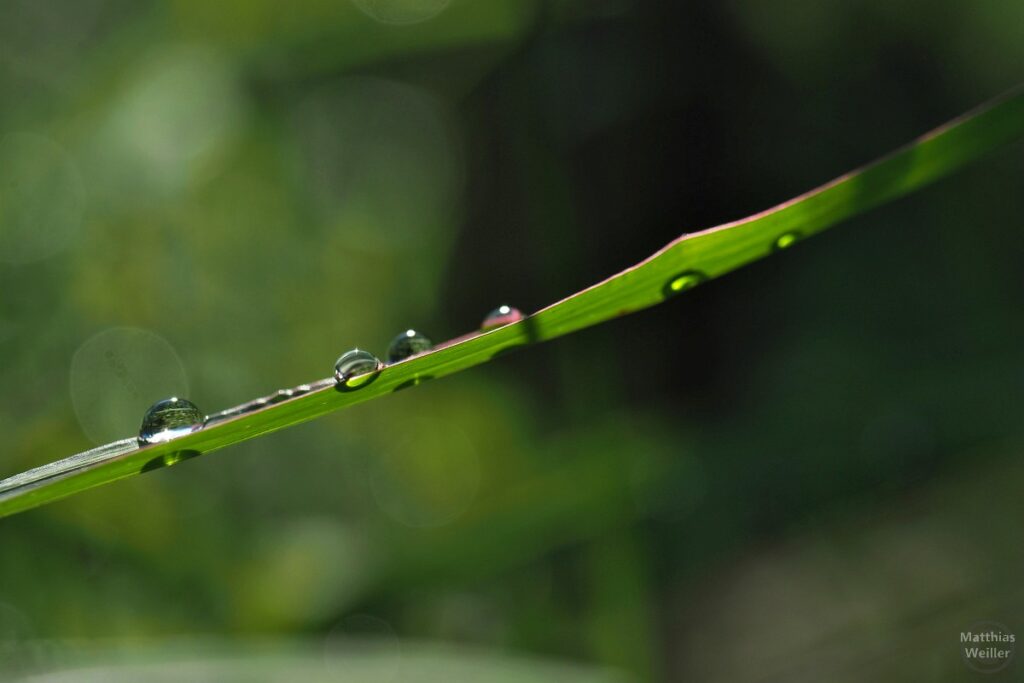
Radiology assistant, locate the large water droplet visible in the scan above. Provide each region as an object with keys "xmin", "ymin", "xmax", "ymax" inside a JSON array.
[
  {"xmin": 773, "ymin": 231, "xmax": 801, "ymax": 250},
  {"xmin": 138, "ymin": 397, "xmax": 204, "ymax": 444},
  {"xmin": 481, "ymin": 305, "xmax": 524, "ymax": 331},
  {"xmin": 387, "ymin": 329, "xmax": 432, "ymax": 363},
  {"xmin": 334, "ymin": 349, "xmax": 383, "ymax": 390}
]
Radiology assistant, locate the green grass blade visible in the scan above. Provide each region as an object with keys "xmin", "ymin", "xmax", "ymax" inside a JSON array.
[{"xmin": 2, "ymin": 88, "xmax": 1022, "ymax": 519}]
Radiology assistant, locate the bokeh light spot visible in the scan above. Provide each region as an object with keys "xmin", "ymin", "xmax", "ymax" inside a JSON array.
[{"xmin": 70, "ymin": 327, "xmax": 189, "ymax": 444}]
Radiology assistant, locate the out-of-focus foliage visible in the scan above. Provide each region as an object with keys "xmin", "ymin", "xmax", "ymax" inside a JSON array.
[{"xmin": 0, "ymin": 1, "xmax": 1022, "ymax": 681}]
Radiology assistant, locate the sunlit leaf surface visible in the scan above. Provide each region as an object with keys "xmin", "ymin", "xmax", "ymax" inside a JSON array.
[{"xmin": 1, "ymin": 88, "xmax": 1021, "ymax": 519}]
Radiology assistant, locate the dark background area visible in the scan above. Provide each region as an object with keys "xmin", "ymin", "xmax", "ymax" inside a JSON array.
[{"xmin": 1, "ymin": 0, "xmax": 1022, "ymax": 680}]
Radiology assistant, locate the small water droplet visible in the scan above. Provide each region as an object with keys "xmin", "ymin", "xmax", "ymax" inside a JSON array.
[
  {"xmin": 268, "ymin": 389, "xmax": 294, "ymax": 404},
  {"xmin": 334, "ymin": 349, "xmax": 383, "ymax": 390},
  {"xmin": 481, "ymin": 305, "xmax": 524, "ymax": 331},
  {"xmin": 387, "ymin": 329, "xmax": 433, "ymax": 363},
  {"xmin": 663, "ymin": 270, "xmax": 707, "ymax": 298},
  {"xmin": 138, "ymin": 397, "xmax": 204, "ymax": 444},
  {"xmin": 242, "ymin": 397, "xmax": 269, "ymax": 413},
  {"xmin": 773, "ymin": 231, "xmax": 801, "ymax": 250}
]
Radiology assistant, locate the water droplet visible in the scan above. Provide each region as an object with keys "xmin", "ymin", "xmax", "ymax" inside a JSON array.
[
  {"xmin": 773, "ymin": 231, "xmax": 801, "ymax": 250},
  {"xmin": 663, "ymin": 270, "xmax": 707, "ymax": 298},
  {"xmin": 203, "ymin": 406, "xmax": 240, "ymax": 423},
  {"xmin": 138, "ymin": 397, "xmax": 204, "ymax": 444},
  {"xmin": 269, "ymin": 389, "xmax": 294, "ymax": 403},
  {"xmin": 481, "ymin": 305, "xmax": 524, "ymax": 331},
  {"xmin": 387, "ymin": 329, "xmax": 432, "ymax": 363},
  {"xmin": 334, "ymin": 349, "xmax": 383, "ymax": 390},
  {"xmin": 242, "ymin": 397, "xmax": 269, "ymax": 413}
]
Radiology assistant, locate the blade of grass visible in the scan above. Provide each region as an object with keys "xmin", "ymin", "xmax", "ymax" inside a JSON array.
[{"xmin": 2, "ymin": 88, "xmax": 1022, "ymax": 519}]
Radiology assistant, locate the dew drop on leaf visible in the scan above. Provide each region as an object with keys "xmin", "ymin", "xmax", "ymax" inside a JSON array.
[
  {"xmin": 386, "ymin": 329, "xmax": 433, "ymax": 363},
  {"xmin": 138, "ymin": 397, "xmax": 204, "ymax": 444},
  {"xmin": 269, "ymin": 389, "xmax": 294, "ymax": 403},
  {"xmin": 480, "ymin": 305, "xmax": 524, "ymax": 331},
  {"xmin": 774, "ymin": 231, "xmax": 802, "ymax": 250},
  {"xmin": 663, "ymin": 271, "xmax": 706, "ymax": 298},
  {"xmin": 242, "ymin": 398, "xmax": 269, "ymax": 413},
  {"xmin": 334, "ymin": 349, "xmax": 383, "ymax": 390}
]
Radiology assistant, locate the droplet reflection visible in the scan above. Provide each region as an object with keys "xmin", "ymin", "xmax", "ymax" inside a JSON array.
[
  {"xmin": 481, "ymin": 305, "xmax": 524, "ymax": 331},
  {"xmin": 138, "ymin": 397, "xmax": 204, "ymax": 444},
  {"xmin": 334, "ymin": 349, "xmax": 383, "ymax": 390},
  {"xmin": 774, "ymin": 231, "xmax": 802, "ymax": 250},
  {"xmin": 387, "ymin": 329, "xmax": 432, "ymax": 363},
  {"xmin": 663, "ymin": 270, "xmax": 707, "ymax": 299}
]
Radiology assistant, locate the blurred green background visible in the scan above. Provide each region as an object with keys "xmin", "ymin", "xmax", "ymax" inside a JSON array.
[{"xmin": 1, "ymin": 0, "xmax": 1023, "ymax": 681}]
